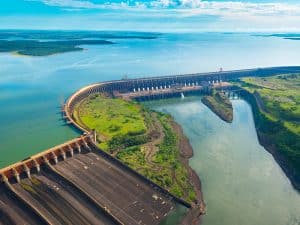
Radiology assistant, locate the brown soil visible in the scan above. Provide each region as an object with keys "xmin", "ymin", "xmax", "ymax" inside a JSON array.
[{"xmin": 170, "ymin": 121, "xmax": 206, "ymax": 225}]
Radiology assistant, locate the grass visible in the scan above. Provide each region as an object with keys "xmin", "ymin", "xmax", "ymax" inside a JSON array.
[
  {"xmin": 237, "ymin": 74, "xmax": 300, "ymax": 180},
  {"xmin": 74, "ymin": 94, "xmax": 146, "ymax": 151},
  {"xmin": 240, "ymin": 74, "xmax": 300, "ymax": 134},
  {"xmin": 73, "ymin": 94, "xmax": 197, "ymax": 203}
]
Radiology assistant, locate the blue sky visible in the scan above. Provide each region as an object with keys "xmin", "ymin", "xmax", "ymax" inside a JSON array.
[{"xmin": 1, "ymin": 0, "xmax": 300, "ymax": 31}]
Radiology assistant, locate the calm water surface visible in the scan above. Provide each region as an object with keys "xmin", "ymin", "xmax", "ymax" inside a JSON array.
[
  {"xmin": 148, "ymin": 97, "xmax": 300, "ymax": 225},
  {"xmin": 0, "ymin": 32, "xmax": 299, "ymax": 224}
]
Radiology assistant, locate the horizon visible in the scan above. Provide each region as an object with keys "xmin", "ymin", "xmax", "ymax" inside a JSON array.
[
  {"xmin": 1, "ymin": 0, "xmax": 300, "ymax": 32},
  {"xmin": 0, "ymin": 29, "xmax": 299, "ymax": 34}
]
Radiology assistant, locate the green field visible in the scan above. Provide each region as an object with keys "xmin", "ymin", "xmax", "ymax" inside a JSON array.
[
  {"xmin": 240, "ymin": 74, "xmax": 299, "ymax": 134},
  {"xmin": 237, "ymin": 74, "xmax": 300, "ymax": 185},
  {"xmin": 73, "ymin": 94, "xmax": 146, "ymax": 150},
  {"xmin": 73, "ymin": 94, "xmax": 196, "ymax": 203}
]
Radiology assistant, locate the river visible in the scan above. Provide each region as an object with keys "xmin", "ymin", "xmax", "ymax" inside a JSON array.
[
  {"xmin": 0, "ymin": 31, "xmax": 299, "ymax": 224},
  {"xmin": 147, "ymin": 97, "xmax": 300, "ymax": 225}
]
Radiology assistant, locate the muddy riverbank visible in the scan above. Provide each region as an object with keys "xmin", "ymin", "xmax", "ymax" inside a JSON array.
[{"xmin": 171, "ymin": 120, "xmax": 206, "ymax": 225}]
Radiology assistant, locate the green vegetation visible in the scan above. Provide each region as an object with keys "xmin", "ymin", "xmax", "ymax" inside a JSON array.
[
  {"xmin": 0, "ymin": 40, "xmax": 113, "ymax": 56},
  {"xmin": 237, "ymin": 74, "xmax": 300, "ymax": 187},
  {"xmin": 0, "ymin": 30, "xmax": 160, "ymax": 56},
  {"xmin": 73, "ymin": 93, "xmax": 146, "ymax": 151},
  {"xmin": 202, "ymin": 91, "xmax": 233, "ymax": 123},
  {"xmin": 73, "ymin": 94, "xmax": 197, "ymax": 203}
]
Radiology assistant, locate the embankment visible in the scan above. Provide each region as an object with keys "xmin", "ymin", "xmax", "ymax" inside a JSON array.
[
  {"xmin": 171, "ymin": 120, "xmax": 206, "ymax": 225},
  {"xmin": 240, "ymin": 89, "xmax": 300, "ymax": 191}
]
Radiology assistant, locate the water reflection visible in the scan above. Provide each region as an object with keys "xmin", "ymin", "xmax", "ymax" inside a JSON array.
[{"xmin": 146, "ymin": 97, "xmax": 300, "ymax": 225}]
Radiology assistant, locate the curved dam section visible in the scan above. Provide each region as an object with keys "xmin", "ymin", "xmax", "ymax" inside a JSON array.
[{"xmin": 63, "ymin": 66, "xmax": 300, "ymax": 132}]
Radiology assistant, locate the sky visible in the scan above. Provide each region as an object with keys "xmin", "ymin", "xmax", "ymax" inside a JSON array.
[{"xmin": 0, "ymin": 0, "xmax": 300, "ymax": 32}]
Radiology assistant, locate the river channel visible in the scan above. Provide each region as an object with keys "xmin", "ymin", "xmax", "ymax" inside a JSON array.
[{"xmin": 146, "ymin": 97, "xmax": 300, "ymax": 225}]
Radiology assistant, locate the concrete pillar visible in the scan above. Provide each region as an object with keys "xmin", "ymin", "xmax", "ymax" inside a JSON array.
[
  {"xmin": 52, "ymin": 152, "xmax": 58, "ymax": 164},
  {"xmin": 168, "ymin": 85, "xmax": 171, "ymax": 88},
  {"xmin": 133, "ymin": 88, "xmax": 136, "ymax": 92},
  {"xmin": 147, "ymin": 87, "xmax": 149, "ymax": 91},
  {"xmin": 42, "ymin": 156, "xmax": 50, "ymax": 166},
  {"xmin": 12, "ymin": 168, "xmax": 20, "ymax": 183},
  {"xmin": 60, "ymin": 149, "xmax": 66, "ymax": 160},
  {"xmin": 33, "ymin": 160, "xmax": 40, "ymax": 173},
  {"xmin": 138, "ymin": 88, "xmax": 140, "ymax": 92},
  {"xmin": 23, "ymin": 164, "xmax": 31, "ymax": 179},
  {"xmin": 1, "ymin": 174, "xmax": 8, "ymax": 184},
  {"xmin": 142, "ymin": 87, "xmax": 145, "ymax": 91},
  {"xmin": 84, "ymin": 141, "xmax": 91, "ymax": 152},
  {"xmin": 151, "ymin": 87, "xmax": 154, "ymax": 90},
  {"xmin": 68, "ymin": 146, "xmax": 74, "ymax": 157},
  {"xmin": 76, "ymin": 143, "xmax": 82, "ymax": 153}
]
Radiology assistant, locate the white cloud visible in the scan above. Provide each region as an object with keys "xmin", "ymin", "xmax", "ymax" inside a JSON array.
[
  {"xmin": 23, "ymin": 0, "xmax": 300, "ymax": 31},
  {"xmin": 33, "ymin": 0, "xmax": 300, "ymax": 17}
]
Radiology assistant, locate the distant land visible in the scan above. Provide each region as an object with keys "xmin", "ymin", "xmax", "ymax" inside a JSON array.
[
  {"xmin": 0, "ymin": 40, "xmax": 114, "ymax": 56},
  {"xmin": 0, "ymin": 30, "xmax": 161, "ymax": 40},
  {"xmin": 0, "ymin": 30, "xmax": 161, "ymax": 56},
  {"xmin": 284, "ymin": 38, "xmax": 300, "ymax": 41},
  {"xmin": 255, "ymin": 33, "xmax": 300, "ymax": 41}
]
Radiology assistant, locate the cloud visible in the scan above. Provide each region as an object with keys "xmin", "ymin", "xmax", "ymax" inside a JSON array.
[
  {"xmin": 17, "ymin": 0, "xmax": 300, "ymax": 31},
  {"xmin": 32, "ymin": 0, "xmax": 300, "ymax": 17}
]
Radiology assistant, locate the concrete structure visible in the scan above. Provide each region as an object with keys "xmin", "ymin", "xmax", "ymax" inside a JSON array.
[{"xmin": 63, "ymin": 66, "xmax": 300, "ymax": 130}]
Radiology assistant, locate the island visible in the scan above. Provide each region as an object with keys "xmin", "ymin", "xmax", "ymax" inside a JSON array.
[
  {"xmin": 201, "ymin": 91, "xmax": 233, "ymax": 123},
  {"xmin": 0, "ymin": 30, "xmax": 160, "ymax": 56},
  {"xmin": 72, "ymin": 93, "xmax": 206, "ymax": 223},
  {"xmin": 0, "ymin": 40, "xmax": 114, "ymax": 56},
  {"xmin": 236, "ymin": 73, "xmax": 300, "ymax": 190}
]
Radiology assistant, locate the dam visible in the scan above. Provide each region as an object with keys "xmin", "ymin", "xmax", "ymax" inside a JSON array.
[{"xmin": 1, "ymin": 66, "xmax": 300, "ymax": 225}]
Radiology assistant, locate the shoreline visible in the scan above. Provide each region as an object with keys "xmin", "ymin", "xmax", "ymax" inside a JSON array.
[
  {"xmin": 256, "ymin": 131, "xmax": 300, "ymax": 191},
  {"xmin": 240, "ymin": 89, "xmax": 300, "ymax": 192},
  {"xmin": 171, "ymin": 120, "xmax": 206, "ymax": 225}
]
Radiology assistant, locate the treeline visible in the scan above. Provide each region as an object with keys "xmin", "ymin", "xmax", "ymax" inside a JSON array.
[
  {"xmin": 107, "ymin": 131, "xmax": 149, "ymax": 153},
  {"xmin": 240, "ymin": 89, "xmax": 300, "ymax": 189}
]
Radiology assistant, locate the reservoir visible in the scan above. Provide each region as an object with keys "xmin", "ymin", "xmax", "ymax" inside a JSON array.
[
  {"xmin": 148, "ymin": 97, "xmax": 300, "ymax": 225},
  {"xmin": 0, "ymin": 32, "xmax": 299, "ymax": 224}
]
